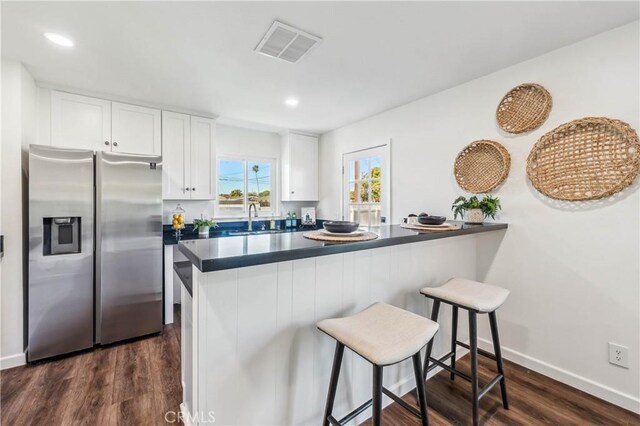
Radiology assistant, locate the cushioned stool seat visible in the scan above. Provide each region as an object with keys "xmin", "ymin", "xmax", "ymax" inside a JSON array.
[
  {"xmin": 318, "ymin": 302, "xmax": 439, "ymax": 366},
  {"xmin": 420, "ymin": 278, "xmax": 509, "ymax": 313}
]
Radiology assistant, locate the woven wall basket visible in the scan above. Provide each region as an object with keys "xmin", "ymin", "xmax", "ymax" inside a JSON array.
[
  {"xmin": 454, "ymin": 140, "xmax": 511, "ymax": 193},
  {"xmin": 527, "ymin": 117, "xmax": 640, "ymax": 201},
  {"xmin": 496, "ymin": 83, "xmax": 552, "ymax": 134}
]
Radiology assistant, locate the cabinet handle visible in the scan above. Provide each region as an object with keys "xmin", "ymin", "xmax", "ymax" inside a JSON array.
[
  {"xmin": 192, "ymin": 187, "xmax": 196, "ymax": 191},
  {"xmin": 291, "ymin": 191, "xmax": 295, "ymax": 194},
  {"xmin": 113, "ymin": 142, "xmax": 118, "ymax": 147},
  {"xmin": 185, "ymin": 188, "xmax": 190, "ymax": 191},
  {"xmin": 104, "ymin": 141, "xmax": 110, "ymax": 146}
]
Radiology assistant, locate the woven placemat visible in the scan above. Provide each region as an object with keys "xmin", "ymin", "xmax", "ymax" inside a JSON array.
[
  {"xmin": 303, "ymin": 231, "xmax": 379, "ymax": 242},
  {"xmin": 527, "ymin": 117, "xmax": 640, "ymax": 201},
  {"xmin": 454, "ymin": 140, "xmax": 511, "ymax": 193},
  {"xmin": 496, "ymin": 83, "xmax": 552, "ymax": 134},
  {"xmin": 400, "ymin": 223, "xmax": 461, "ymax": 232}
]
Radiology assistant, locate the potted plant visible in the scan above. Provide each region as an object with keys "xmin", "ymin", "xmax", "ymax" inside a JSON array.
[
  {"xmin": 192, "ymin": 218, "xmax": 218, "ymax": 237},
  {"xmin": 452, "ymin": 195, "xmax": 501, "ymax": 224}
]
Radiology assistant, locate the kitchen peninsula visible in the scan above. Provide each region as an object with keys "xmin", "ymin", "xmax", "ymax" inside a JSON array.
[{"xmin": 177, "ymin": 222, "xmax": 506, "ymax": 425}]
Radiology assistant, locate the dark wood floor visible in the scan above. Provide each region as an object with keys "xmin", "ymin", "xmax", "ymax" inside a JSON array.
[
  {"xmin": 2, "ymin": 306, "xmax": 638, "ymax": 425},
  {"xmin": 1, "ymin": 307, "xmax": 182, "ymax": 426}
]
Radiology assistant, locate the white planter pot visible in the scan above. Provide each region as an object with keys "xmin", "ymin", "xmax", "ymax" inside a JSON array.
[
  {"xmin": 467, "ymin": 209, "xmax": 484, "ymax": 224},
  {"xmin": 198, "ymin": 226, "xmax": 210, "ymax": 236}
]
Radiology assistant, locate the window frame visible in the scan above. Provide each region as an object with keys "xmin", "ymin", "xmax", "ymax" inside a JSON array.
[
  {"xmin": 342, "ymin": 142, "xmax": 391, "ymax": 226},
  {"xmin": 215, "ymin": 155, "xmax": 278, "ymax": 218}
]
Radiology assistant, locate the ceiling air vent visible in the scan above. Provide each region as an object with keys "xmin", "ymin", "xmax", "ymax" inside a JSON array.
[{"xmin": 255, "ymin": 21, "xmax": 321, "ymax": 63}]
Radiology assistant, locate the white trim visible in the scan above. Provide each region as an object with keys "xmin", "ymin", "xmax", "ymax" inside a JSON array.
[
  {"xmin": 179, "ymin": 403, "xmax": 193, "ymax": 426},
  {"xmin": 477, "ymin": 338, "xmax": 640, "ymax": 414},
  {"xmin": 1, "ymin": 352, "xmax": 26, "ymax": 370}
]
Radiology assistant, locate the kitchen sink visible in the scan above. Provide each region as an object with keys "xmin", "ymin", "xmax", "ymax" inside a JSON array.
[{"xmin": 227, "ymin": 229, "xmax": 285, "ymax": 236}]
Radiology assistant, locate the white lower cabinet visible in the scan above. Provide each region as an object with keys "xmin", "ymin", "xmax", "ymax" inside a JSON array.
[
  {"xmin": 162, "ymin": 111, "xmax": 216, "ymax": 200},
  {"xmin": 181, "ymin": 284, "xmax": 194, "ymax": 421}
]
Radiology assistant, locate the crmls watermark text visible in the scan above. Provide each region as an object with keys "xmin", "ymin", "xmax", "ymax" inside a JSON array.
[{"xmin": 165, "ymin": 410, "xmax": 216, "ymax": 424}]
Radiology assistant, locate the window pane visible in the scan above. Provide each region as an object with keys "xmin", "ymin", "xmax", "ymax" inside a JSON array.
[
  {"xmin": 359, "ymin": 159, "xmax": 370, "ymax": 180},
  {"xmin": 349, "ymin": 205, "xmax": 359, "ymax": 223},
  {"xmin": 370, "ymin": 156, "xmax": 381, "ymax": 179},
  {"xmin": 348, "ymin": 160, "xmax": 357, "ymax": 181},
  {"xmin": 371, "ymin": 179, "xmax": 381, "ymax": 202},
  {"xmin": 349, "ymin": 182, "xmax": 356, "ymax": 203},
  {"xmin": 247, "ymin": 161, "xmax": 272, "ymax": 209},
  {"xmin": 360, "ymin": 180, "xmax": 370, "ymax": 202},
  {"xmin": 218, "ymin": 160, "xmax": 245, "ymax": 211}
]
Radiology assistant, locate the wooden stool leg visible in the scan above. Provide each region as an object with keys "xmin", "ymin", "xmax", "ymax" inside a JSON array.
[
  {"xmin": 450, "ymin": 306, "xmax": 458, "ymax": 381},
  {"xmin": 423, "ymin": 300, "xmax": 441, "ymax": 379},
  {"xmin": 412, "ymin": 352, "xmax": 430, "ymax": 426},
  {"xmin": 489, "ymin": 311, "xmax": 509, "ymax": 409},
  {"xmin": 323, "ymin": 342, "xmax": 345, "ymax": 426},
  {"xmin": 469, "ymin": 311, "xmax": 479, "ymax": 426},
  {"xmin": 372, "ymin": 365, "xmax": 383, "ymax": 426}
]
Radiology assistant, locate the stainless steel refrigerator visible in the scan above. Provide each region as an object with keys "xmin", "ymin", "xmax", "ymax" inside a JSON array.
[{"xmin": 28, "ymin": 145, "xmax": 163, "ymax": 361}]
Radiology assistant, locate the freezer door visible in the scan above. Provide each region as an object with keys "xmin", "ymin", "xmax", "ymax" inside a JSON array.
[
  {"xmin": 28, "ymin": 145, "xmax": 94, "ymax": 361},
  {"xmin": 97, "ymin": 151, "xmax": 163, "ymax": 344}
]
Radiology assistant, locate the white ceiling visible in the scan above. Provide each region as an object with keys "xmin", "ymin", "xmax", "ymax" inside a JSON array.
[{"xmin": 2, "ymin": 2, "xmax": 638, "ymax": 134}]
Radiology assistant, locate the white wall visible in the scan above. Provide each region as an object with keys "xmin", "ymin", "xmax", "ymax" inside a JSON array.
[
  {"xmin": 1, "ymin": 60, "xmax": 37, "ymax": 369},
  {"xmin": 319, "ymin": 22, "xmax": 640, "ymax": 412}
]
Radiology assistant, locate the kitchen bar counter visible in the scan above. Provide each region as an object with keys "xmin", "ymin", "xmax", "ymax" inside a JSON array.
[
  {"xmin": 178, "ymin": 221, "xmax": 507, "ymax": 272},
  {"xmin": 180, "ymin": 220, "xmax": 508, "ymax": 425}
]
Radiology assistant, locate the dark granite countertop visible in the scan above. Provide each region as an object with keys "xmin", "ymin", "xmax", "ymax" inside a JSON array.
[
  {"xmin": 173, "ymin": 261, "xmax": 193, "ymax": 296},
  {"xmin": 178, "ymin": 222, "xmax": 507, "ymax": 273},
  {"xmin": 163, "ymin": 219, "xmax": 319, "ymax": 245}
]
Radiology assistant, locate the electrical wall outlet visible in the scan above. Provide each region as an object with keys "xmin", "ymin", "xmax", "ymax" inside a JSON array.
[{"xmin": 608, "ymin": 343, "xmax": 629, "ymax": 368}]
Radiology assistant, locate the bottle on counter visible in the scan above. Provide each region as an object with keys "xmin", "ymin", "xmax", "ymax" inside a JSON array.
[
  {"xmin": 292, "ymin": 212, "xmax": 297, "ymax": 228},
  {"xmin": 270, "ymin": 215, "xmax": 276, "ymax": 230}
]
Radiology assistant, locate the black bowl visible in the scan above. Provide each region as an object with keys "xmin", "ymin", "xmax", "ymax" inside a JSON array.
[
  {"xmin": 417, "ymin": 215, "xmax": 446, "ymax": 225},
  {"xmin": 323, "ymin": 221, "xmax": 360, "ymax": 233}
]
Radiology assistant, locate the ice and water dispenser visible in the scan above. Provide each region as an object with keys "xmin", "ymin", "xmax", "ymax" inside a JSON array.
[{"xmin": 42, "ymin": 217, "xmax": 81, "ymax": 255}]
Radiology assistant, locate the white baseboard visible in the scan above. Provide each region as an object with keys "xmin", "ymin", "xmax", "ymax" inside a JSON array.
[
  {"xmin": 1, "ymin": 352, "xmax": 26, "ymax": 370},
  {"xmin": 477, "ymin": 337, "xmax": 640, "ymax": 414}
]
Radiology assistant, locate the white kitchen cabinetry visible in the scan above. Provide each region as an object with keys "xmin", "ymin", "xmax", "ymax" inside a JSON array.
[
  {"xmin": 51, "ymin": 91, "xmax": 161, "ymax": 155},
  {"xmin": 162, "ymin": 111, "xmax": 216, "ymax": 200},
  {"xmin": 111, "ymin": 102, "xmax": 161, "ymax": 155},
  {"xmin": 181, "ymin": 283, "xmax": 194, "ymax": 419},
  {"xmin": 281, "ymin": 132, "xmax": 319, "ymax": 201},
  {"xmin": 51, "ymin": 91, "xmax": 111, "ymax": 150}
]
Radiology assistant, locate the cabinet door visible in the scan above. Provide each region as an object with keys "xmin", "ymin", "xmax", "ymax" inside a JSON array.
[
  {"xmin": 111, "ymin": 102, "xmax": 161, "ymax": 155},
  {"xmin": 189, "ymin": 116, "xmax": 216, "ymax": 200},
  {"xmin": 289, "ymin": 134, "xmax": 318, "ymax": 201},
  {"xmin": 162, "ymin": 111, "xmax": 190, "ymax": 199},
  {"xmin": 51, "ymin": 91, "xmax": 111, "ymax": 150}
]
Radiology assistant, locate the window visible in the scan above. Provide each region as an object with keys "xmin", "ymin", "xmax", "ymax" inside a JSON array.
[
  {"xmin": 343, "ymin": 144, "xmax": 390, "ymax": 227},
  {"xmin": 217, "ymin": 157, "xmax": 276, "ymax": 215}
]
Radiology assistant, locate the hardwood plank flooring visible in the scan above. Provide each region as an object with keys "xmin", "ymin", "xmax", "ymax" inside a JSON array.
[{"xmin": 1, "ymin": 305, "xmax": 638, "ymax": 425}]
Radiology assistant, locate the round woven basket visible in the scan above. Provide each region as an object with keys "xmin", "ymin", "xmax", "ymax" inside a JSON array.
[
  {"xmin": 454, "ymin": 140, "xmax": 511, "ymax": 193},
  {"xmin": 527, "ymin": 117, "xmax": 640, "ymax": 201},
  {"xmin": 496, "ymin": 83, "xmax": 552, "ymax": 134}
]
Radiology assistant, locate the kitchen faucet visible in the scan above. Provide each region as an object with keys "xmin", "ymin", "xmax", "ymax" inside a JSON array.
[{"xmin": 248, "ymin": 203, "xmax": 258, "ymax": 231}]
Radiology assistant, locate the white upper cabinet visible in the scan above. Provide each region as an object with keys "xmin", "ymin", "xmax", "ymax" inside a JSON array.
[
  {"xmin": 189, "ymin": 116, "xmax": 216, "ymax": 200},
  {"xmin": 162, "ymin": 111, "xmax": 191, "ymax": 199},
  {"xmin": 51, "ymin": 91, "xmax": 161, "ymax": 155},
  {"xmin": 111, "ymin": 102, "xmax": 161, "ymax": 155},
  {"xmin": 51, "ymin": 91, "xmax": 111, "ymax": 151},
  {"xmin": 162, "ymin": 112, "xmax": 216, "ymax": 200},
  {"xmin": 281, "ymin": 132, "xmax": 318, "ymax": 201}
]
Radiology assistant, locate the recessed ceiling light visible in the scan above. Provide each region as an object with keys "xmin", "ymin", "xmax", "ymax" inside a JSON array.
[
  {"xmin": 285, "ymin": 98, "xmax": 299, "ymax": 107},
  {"xmin": 44, "ymin": 33, "xmax": 74, "ymax": 47}
]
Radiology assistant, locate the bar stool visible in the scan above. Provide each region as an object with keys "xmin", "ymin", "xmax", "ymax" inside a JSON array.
[
  {"xmin": 318, "ymin": 302, "xmax": 439, "ymax": 426},
  {"xmin": 420, "ymin": 278, "xmax": 510, "ymax": 425}
]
